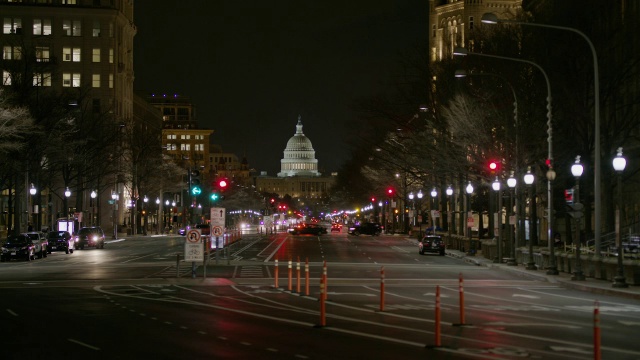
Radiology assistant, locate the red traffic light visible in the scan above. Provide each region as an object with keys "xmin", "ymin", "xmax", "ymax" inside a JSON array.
[
  {"xmin": 488, "ymin": 160, "xmax": 500, "ymax": 173},
  {"xmin": 370, "ymin": 197, "xmax": 376, "ymax": 203},
  {"xmin": 386, "ymin": 188, "xmax": 395, "ymax": 197}
]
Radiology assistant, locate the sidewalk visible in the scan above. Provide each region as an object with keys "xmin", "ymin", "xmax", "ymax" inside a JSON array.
[{"xmin": 448, "ymin": 249, "xmax": 640, "ymax": 300}]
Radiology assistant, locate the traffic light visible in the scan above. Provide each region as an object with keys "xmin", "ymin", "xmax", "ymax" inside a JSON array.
[
  {"xmin": 190, "ymin": 169, "xmax": 201, "ymax": 196},
  {"xmin": 217, "ymin": 178, "xmax": 228, "ymax": 192},
  {"xmin": 210, "ymin": 192, "xmax": 220, "ymax": 202},
  {"xmin": 386, "ymin": 187, "xmax": 395, "ymax": 197},
  {"xmin": 371, "ymin": 197, "xmax": 376, "ymax": 203},
  {"xmin": 488, "ymin": 160, "xmax": 500, "ymax": 174},
  {"xmin": 567, "ymin": 203, "xmax": 584, "ymax": 219}
]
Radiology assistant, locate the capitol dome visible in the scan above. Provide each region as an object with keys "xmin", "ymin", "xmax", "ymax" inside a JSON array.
[{"xmin": 278, "ymin": 116, "xmax": 320, "ymax": 177}]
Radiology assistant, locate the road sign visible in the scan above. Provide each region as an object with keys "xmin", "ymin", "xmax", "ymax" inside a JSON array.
[
  {"xmin": 467, "ymin": 217, "xmax": 475, "ymax": 227},
  {"xmin": 212, "ymin": 225, "xmax": 223, "ymax": 237},
  {"xmin": 211, "ymin": 207, "xmax": 226, "ymax": 228},
  {"xmin": 184, "ymin": 242, "xmax": 203, "ymax": 262},
  {"xmin": 186, "ymin": 229, "xmax": 201, "ymax": 243}
]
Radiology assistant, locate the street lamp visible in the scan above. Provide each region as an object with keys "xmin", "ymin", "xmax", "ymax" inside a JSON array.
[
  {"xmin": 64, "ymin": 187, "xmax": 71, "ymax": 222},
  {"xmin": 570, "ymin": 156, "xmax": 585, "ymax": 281},
  {"xmin": 430, "ymin": 187, "xmax": 438, "ymax": 234},
  {"xmin": 465, "ymin": 182, "xmax": 474, "ymax": 255},
  {"xmin": 482, "ymin": 13, "xmax": 603, "ymax": 256},
  {"xmin": 408, "ymin": 192, "xmax": 415, "ymax": 229},
  {"xmin": 90, "ymin": 190, "xmax": 97, "ymax": 226},
  {"xmin": 523, "ymin": 167, "xmax": 536, "ymax": 270},
  {"xmin": 111, "ymin": 191, "xmax": 119, "ymax": 239},
  {"xmin": 507, "ymin": 172, "xmax": 517, "ymax": 266},
  {"xmin": 492, "ymin": 177, "xmax": 502, "ymax": 263},
  {"xmin": 143, "ymin": 195, "xmax": 149, "ymax": 235},
  {"xmin": 453, "ymin": 46, "xmax": 557, "ymax": 273},
  {"xmin": 416, "ymin": 190, "xmax": 423, "ymax": 236},
  {"xmin": 612, "ymin": 148, "xmax": 628, "ymax": 288},
  {"xmin": 156, "ymin": 197, "xmax": 160, "ymax": 235},
  {"xmin": 446, "ymin": 185, "xmax": 453, "ymax": 245}
]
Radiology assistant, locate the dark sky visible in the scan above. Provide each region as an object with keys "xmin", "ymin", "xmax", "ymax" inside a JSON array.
[{"xmin": 133, "ymin": 1, "xmax": 427, "ymax": 175}]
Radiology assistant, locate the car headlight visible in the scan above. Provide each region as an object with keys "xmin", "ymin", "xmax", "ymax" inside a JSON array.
[{"xmin": 92, "ymin": 235, "xmax": 98, "ymax": 241}]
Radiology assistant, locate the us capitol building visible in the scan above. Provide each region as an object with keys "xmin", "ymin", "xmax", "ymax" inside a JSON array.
[{"xmin": 255, "ymin": 116, "xmax": 336, "ymax": 199}]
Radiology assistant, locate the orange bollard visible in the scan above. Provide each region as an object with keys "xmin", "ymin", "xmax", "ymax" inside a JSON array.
[
  {"xmin": 296, "ymin": 256, "xmax": 301, "ymax": 293},
  {"xmin": 274, "ymin": 259, "xmax": 279, "ymax": 288},
  {"xmin": 459, "ymin": 272, "xmax": 466, "ymax": 325},
  {"xmin": 594, "ymin": 301, "xmax": 601, "ymax": 360},
  {"xmin": 380, "ymin": 266, "xmax": 385, "ymax": 312},
  {"xmin": 305, "ymin": 258, "xmax": 310, "ymax": 296},
  {"xmin": 288, "ymin": 258, "xmax": 293, "ymax": 291},
  {"xmin": 322, "ymin": 260, "xmax": 328, "ymax": 301},
  {"xmin": 435, "ymin": 285, "xmax": 441, "ymax": 347},
  {"xmin": 319, "ymin": 276, "xmax": 326, "ymax": 326}
]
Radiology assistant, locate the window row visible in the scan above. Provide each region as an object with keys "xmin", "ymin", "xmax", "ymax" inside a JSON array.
[
  {"xmin": 3, "ymin": 17, "xmax": 114, "ymax": 37},
  {"xmin": 165, "ymin": 134, "xmax": 206, "ymax": 140},
  {"xmin": 2, "ymin": 45, "xmax": 114, "ymax": 63},
  {"xmin": 2, "ymin": 70, "xmax": 114, "ymax": 88},
  {"xmin": 164, "ymin": 144, "xmax": 206, "ymax": 151}
]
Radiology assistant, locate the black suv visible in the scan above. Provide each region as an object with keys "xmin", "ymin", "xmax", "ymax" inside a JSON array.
[
  {"xmin": 348, "ymin": 223, "xmax": 382, "ymax": 236},
  {"xmin": 47, "ymin": 231, "xmax": 75, "ymax": 254},
  {"xmin": 75, "ymin": 226, "xmax": 105, "ymax": 249},
  {"xmin": 419, "ymin": 235, "xmax": 446, "ymax": 256}
]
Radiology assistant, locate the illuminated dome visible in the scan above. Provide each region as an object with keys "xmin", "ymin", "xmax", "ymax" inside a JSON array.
[{"xmin": 278, "ymin": 116, "xmax": 320, "ymax": 177}]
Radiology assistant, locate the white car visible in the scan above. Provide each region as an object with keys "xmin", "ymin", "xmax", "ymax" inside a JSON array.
[{"xmin": 25, "ymin": 232, "xmax": 48, "ymax": 259}]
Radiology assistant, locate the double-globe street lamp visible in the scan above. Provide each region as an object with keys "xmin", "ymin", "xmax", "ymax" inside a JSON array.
[
  {"xmin": 507, "ymin": 172, "xmax": 517, "ymax": 266},
  {"xmin": 492, "ymin": 177, "xmax": 503, "ymax": 263},
  {"xmin": 446, "ymin": 185, "xmax": 453, "ymax": 246},
  {"xmin": 465, "ymin": 182, "xmax": 474, "ymax": 255},
  {"xmin": 612, "ymin": 148, "xmax": 628, "ymax": 288},
  {"xmin": 453, "ymin": 47, "xmax": 558, "ymax": 274},
  {"xmin": 430, "ymin": 187, "xmax": 438, "ymax": 233},
  {"xmin": 482, "ymin": 11, "xmax": 604, "ymax": 257}
]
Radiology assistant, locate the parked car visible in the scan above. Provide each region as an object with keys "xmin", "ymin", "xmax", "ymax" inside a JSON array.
[
  {"xmin": 331, "ymin": 223, "xmax": 342, "ymax": 232},
  {"xmin": 75, "ymin": 226, "xmax": 105, "ymax": 249},
  {"xmin": 1, "ymin": 234, "xmax": 36, "ymax": 261},
  {"xmin": 25, "ymin": 231, "xmax": 48, "ymax": 258},
  {"xmin": 46, "ymin": 231, "xmax": 75, "ymax": 254},
  {"xmin": 348, "ymin": 223, "xmax": 382, "ymax": 236},
  {"xmin": 419, "ymin": 235, "xmax": 446, "ymax": 256},
  {"xmin": 290, "ymin": 223, "xmax": 327, "ymax": 235},
  {"xmin": 194, "ymin": 223, "xmax": 210, "ymax": 235}
]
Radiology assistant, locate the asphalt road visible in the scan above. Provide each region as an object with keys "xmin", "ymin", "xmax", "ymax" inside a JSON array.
[{"xmin": 1, "ymin": 231, "xmax": 639, "ymax": 359}]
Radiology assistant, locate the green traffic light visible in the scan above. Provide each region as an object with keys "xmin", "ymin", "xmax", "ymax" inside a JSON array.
[
  {"xmin": 191, "ymin": 186, "xmax": 202, "ymax": 196},
  {"xmin": 210, "ymin": 192, "xmax": 219, "ymax": 201}
]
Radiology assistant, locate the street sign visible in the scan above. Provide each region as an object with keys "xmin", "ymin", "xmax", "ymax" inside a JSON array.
[
  {"xmin": 210, "ymin": 207, "xmax": 226, "ymax": 228},
  {"xmin": 431, "ymin": 210, "xmax": 440, "ymax": 218},
  {"xmin": 184, "ymin": 242, "xmax": 203, "ymax": 262},
  {"xmin": 467, "ymin": 217, "xmax": 475, "ymax": 227},
  {"xmin": 212, "ymin": 225, "xmax": 223, "ymax": 237},
  {"xmin": 186, "ymin": 229, "xmax": 201, "ymax": 243}
]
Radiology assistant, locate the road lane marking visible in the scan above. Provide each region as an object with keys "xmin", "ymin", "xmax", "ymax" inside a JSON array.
[
  {"xmin": 68, "ymin": 338, "xmax": 100, "ymax": 351},
  {"xmin": 6, "ymin": 309, "xmax": 18, "ymax": 316}
]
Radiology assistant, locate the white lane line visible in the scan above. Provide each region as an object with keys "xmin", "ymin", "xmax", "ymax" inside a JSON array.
[
  {"xmin": 6, "ymin": 309, "xmax": 18, "ymax": 316},
  {"xmin": 68, "ymin": 338, "xmax": 101, "ymax": 351}
]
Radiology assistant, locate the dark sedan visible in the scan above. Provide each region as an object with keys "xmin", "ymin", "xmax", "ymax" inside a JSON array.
[
  {"xmin": 1, "ymin": 234, "xmax": 36, "ymax": 262},
  {"xmin": 419, "ymin": 235, "xmax": 446, "ymax": 256},
  {"xmin": 348, "ymin": 223, "xmax": 382, "ymax": 236},
  {"xmin": 290, "ymin": 223, "xmax": 327, "ymax": 235},
  {"xmin": 46, "ymin": 231, "xmax": 75, "ymax": 254}
]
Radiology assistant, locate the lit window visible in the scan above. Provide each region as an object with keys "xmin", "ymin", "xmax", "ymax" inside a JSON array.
[
  {"xmin": 62, "ymin": 20, "xmax": 81, "ymax": 36},
  {"xmin": 3, "ymin": 46, "xmax": 22, "ymax": 60},
  {"xmin": 92, "ymin": 48, "xmax": 100, "ymax": 62},
  {"xmin": 3, "ymin": 70, "xmax": 12, "ymax": 85},
  {"xmin": 109, "ymin": 73, "xmax": 113, "ymax": 88},
  {"xmin": 33, "ymin": 72, "xmax": 51, "ymax": 87},
  {"xmin": 63, "ymin": 73, "xmax": 81, "ymax": 87},
  {"xmin": 181, "ymin": 144, "xmax": 191, "ymax": 151},
  {"xmin": 35, "ymin": 46, "xmax": 50, "ymax": 62},
  {"xmin": 63, "ymin": 47, "xmax": 81, "ymax": 62},
  {"xmin": 62, "ymin": 0, "xmax": 77, "ymax": 4},
  {"xmin": 92, "ymin": 21, "xmax": 100, "ymax": 37},
  {"xmin": 167, "ymin": 134, "xmax": 176, "ymax": 139},
  {"xmin": 109, "ymin": 48, "xmax": 113, "ymax": 63},
  {"xmin": 92, "ymin": 74, "xmax": 100, "ymax": 88},
  {"xmin": 33, "ymin": 19, "xmax": 52, "ymax": 35},
  {"xmin": 3, "ymin": 18, "xmax": 22, "ymax": 34}
]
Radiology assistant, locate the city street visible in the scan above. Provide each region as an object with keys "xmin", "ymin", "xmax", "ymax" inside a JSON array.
[{"xmin": 1, "ymin": 231, "xmax": 639, "ymax": 359}]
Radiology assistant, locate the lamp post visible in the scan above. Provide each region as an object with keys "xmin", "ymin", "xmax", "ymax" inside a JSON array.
[
  {"xmin": 408, "ymin": 192, "xmax": 415, "ymax": 230},
  {"xmin": 64, "ymin": 187, "xmax": 71, "ymax": 224},
  {"xmin": 155, "ymin": 197, "xmax": 160, "ymax": 235},
  {"xmin": 507, "ymin": 172, "xmax": 517, "ymax": 266},
  {"xmin": 417, "ymin": 190, "xmax": 424, "ymax": 237},
  {"xmin": 111, "ymin": 191, "xmax": 118, "ymax": 239},
  {"xmin": 90, "ymin": 190, "xmax": 97, "ymax": 226},
  {"xmin": 453, "ymin": 46, "xmax": 557, "ymax": 273},
  {"xmin": 570, "ymin": 156, "xmax": 585, "ymax": 281},
  {"xmin": 492, "ymin": 177, "xmax": 502, "ymax": 263},
  {"xmin": 524, "ymin": 167, "xmax": 537, "ymax": 270},
  {"xmin": 482, "ymin": 13, "xmax": 603, "ymax": 257},
  {"xmin": 612, "ymin": 148, "xmax": 628, "ymax": 288},
  {"xmin": 446, "ymin": 185, "xmax": 453, "ymax": 247},
  {"xmin": 466, "ymin": 182, "xmax": 474, "ymax": 255},
  {"xmin": 28, "ymin": 183, "xmax": 36, "ymax": 231},
  {"xmin": 430, "ymin": 187, "xmax": 438, "ymax": 234},
  {"xmin": 143, "ymin": 195, "xmax": 149, "ymax": 235}
]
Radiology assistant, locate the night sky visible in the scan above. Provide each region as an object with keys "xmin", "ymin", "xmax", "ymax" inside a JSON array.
[{"xmin": 133, "ymin": 1, "xmax": 427, "ymax": 175}]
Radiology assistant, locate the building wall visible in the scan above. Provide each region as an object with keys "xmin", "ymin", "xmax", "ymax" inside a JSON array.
[{"xmin": 255, "ymin": 175, "xmax": 336, "ymax": 199}]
